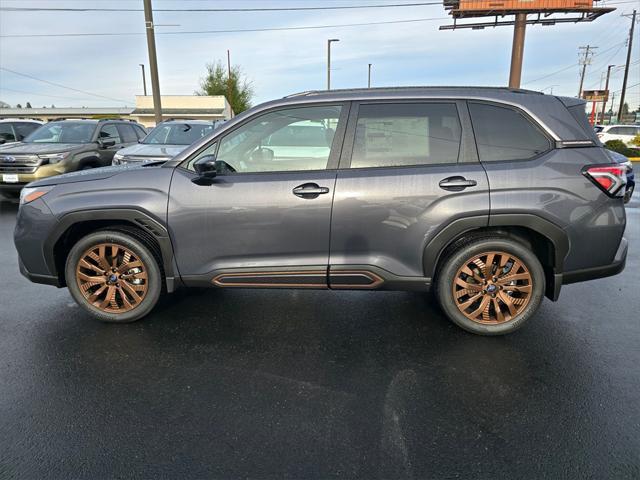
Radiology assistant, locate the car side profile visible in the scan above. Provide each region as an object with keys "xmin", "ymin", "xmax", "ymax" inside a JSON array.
[
  {"xmin": 596, "ymin": 124, "xmax": 640, "ymax": 146},
  {"xmin": 0, "ymin": 118, "xmax": 146, "ymax": 200},
  {"xmin": 14, "ymin": 87, "xmax": 628, "ymax": 335}
]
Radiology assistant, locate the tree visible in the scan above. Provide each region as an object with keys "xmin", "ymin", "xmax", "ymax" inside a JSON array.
[
  {"xmin": 51, "ymin": 104, "xmax": 56, "ymax": 108},
  {"xmin": 197, "ymin": 61, "xmax": 254, "ymax": 114},
  {"xmin": 26, "ymin": 102, "xmax": 32, "ymax": 108},
  {"xmin": 16, "ymin": 103, "xmax": 22, "ymax": 108}
]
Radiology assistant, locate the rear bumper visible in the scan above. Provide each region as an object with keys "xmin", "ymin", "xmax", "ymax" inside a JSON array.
[
  {"xmin": 18, "ymin": 256, "xmax": 61, "ymax": 287},
  {"xmin": 562, "ymin": 237, "xmax": 628, "ymax": 285}
]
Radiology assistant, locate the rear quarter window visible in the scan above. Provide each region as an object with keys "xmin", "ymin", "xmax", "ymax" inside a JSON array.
[{"xmin": 468, "ymin": 102, "xmax": 551, "ymax": 162}]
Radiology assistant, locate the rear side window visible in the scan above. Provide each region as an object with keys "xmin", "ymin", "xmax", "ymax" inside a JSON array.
[
  {"xmin": 350, "ymin": 103, "xmax": 461, "ymax": 168},
  {"xmin": 117, "ymin": 124, "xmax": 138, "ymax": 143},
  {"xmin": 468, "ymin": 102, "xmax": 551, "ymax": 162},
  {"xmin": 14, "ymin": 122, "xmax": 40, "ymax": 140}
]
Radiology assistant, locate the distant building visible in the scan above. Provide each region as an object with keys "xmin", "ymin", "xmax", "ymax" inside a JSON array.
[{"xmin": 0, "ymin": 95, "xmax": 233, "ymax": 128}]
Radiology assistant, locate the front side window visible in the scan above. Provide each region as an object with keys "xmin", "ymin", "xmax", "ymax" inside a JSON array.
[
  {"xmin": 468, "ymin": 102, "xmax": 551, "ymax": 162},
  {"xmin": 214, "ymin": 105, "xmax": 342, "ymax": 173},
  {"xmin": 24, "ymin": 122, "xmax": 95, "ymax": 144},
  {"xmin": 99, "ymin": 124, "xmax": 122, "ymax": 144},
  {"xmin": 349, "ymin": 103, "xmax": 462, "ymax": 168},
  {"xmin": 117, "ymin": 124, "xmax": 138, "ymax": 143}
]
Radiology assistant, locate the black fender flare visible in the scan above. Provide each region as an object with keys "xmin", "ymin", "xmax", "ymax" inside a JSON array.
[
  {"xmin": 423, "ymin": 213, "xmax": 569, "ymax": 280},
  {"xmin": 44, "ymin": 208, "xmax": 179, "ymax": 292}
]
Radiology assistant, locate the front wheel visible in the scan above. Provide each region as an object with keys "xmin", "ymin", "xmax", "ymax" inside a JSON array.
[
  {"xmin": 65, "ymin": 230, "xmax": 162, "ymax": 323},
  {"xmin": 436, "ymin": 236, "xmax": 545, "ymax": 335}
]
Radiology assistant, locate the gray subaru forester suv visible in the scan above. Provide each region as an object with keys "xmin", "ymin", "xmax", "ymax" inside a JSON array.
[{"xmin": 13, "ymin": 87, "xmax": 628, "ymax": 335}]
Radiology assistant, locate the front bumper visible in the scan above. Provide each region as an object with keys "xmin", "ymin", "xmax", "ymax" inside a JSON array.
[
  {"xmin": 0, "ymin": 163, "xmax": 70, "ymax": 192},
  {"xmin": 18, "ymin": 256, "xmax": 61, "ymax": 287},
  {"xmin": 562, "ymin": 237, "xmax": 628, "ymax": 285}
]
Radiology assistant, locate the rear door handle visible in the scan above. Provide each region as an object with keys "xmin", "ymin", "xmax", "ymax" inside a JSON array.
[
  {"xmin": 439, "ymin": 176, "xmax": 477, "ymax": 191},
  {"xmin": 292, "ymin": 183, "xmax": 330, "ymax": 198}
]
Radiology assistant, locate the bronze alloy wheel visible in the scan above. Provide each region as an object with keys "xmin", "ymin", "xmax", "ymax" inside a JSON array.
[
  {"xmin": 75, "ymin": 243, "xmax": 148, "ymax": 313},
  {"xmin": 452, "ymin": 251, "xmax": 533, "ymax": 325}
]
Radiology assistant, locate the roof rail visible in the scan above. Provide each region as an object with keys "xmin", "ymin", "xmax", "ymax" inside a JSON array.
[
  {"xmin": 46, "ymin": 117, "xmax": 96, "ymax": 122},
  {"xmin": 97, "ymin": 117, "xmax": 138, "ymax": 122},
  {"xmin": 284, "ymin": 86, "xmax": 544, "ymax": 98}
]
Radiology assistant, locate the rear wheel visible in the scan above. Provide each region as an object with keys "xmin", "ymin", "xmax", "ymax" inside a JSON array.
[
  {"xmin": 65, "ymin": 230, "xmax": 162, "ymax": 323},
  {"xmin": 436, "ymin": 236, "xmax": 545, "ymax": 335}
]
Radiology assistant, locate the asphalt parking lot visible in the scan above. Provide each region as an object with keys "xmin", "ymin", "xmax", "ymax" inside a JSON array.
[{"xmin": 1, "ymin": 196, "xmax": 639, "ymax": 479}]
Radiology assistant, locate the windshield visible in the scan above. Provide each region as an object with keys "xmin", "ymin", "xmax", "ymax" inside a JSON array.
[
  {"xmin": 143, "ymin": 123, "xmax": 214, "ymax": 145},
  {"xmin": 24, "ymin": 122, "xmax": 95, "ymax": 144}
]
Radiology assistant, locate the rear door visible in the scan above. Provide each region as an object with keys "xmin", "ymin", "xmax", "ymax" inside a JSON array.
[{"xmin": 329, "ymin": 100, "xmax": 490, "ymax": 285}]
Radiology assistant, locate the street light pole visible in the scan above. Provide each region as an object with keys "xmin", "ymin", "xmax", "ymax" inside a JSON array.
[
  {"xmin": 508, "ymin": 13, "xmax": 527, "ymax": 88},
  {"xmin": 143, "ymin": 0, "xmax": 162, "ymax": 125},
  {"xmin": 368, "ymin": 63, "xmax": 372, "ymax": 88},
  {"xmin": 327, "ymin": 39, "xmax": 339, "ymax": 90},
  {"xmin": 139, "ymin": 64, "xmax": 147, "ymax": 96},
  {"xmin": 617, "ymin": 9, "xmax": 636, "ymax": 122}
]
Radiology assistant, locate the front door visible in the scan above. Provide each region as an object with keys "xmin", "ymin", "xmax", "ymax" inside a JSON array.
[
  {"xmin": 329, "ymin": 100, "xmax": 490, "ymax": 286},
  {"xmin": 168, "ymin": 103, "xmax": 348, "ymax": 287}
]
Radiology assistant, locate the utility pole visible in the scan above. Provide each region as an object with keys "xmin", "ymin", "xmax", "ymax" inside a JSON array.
[
  {"xmin": 227, "ymin": 49, "xmax": 233, "ymax": 118},
  {"xmin": 139, "ymin": 64, "xmax": 147, "ymax": 96},
  {"xmin": 601, "ymin": 64, "xmax": 615, "ymax": 124},
  {"xmin": 368, "ymin": 63, "xmax": 372, "ymax": 88},
  {"xmin": 508, "ymin": 13, "xmax": 527, "ymax": 88},
  {"xmin": 618, "ymin": 9, "xmax": 636, "ymax": 122},
  {"xmin": 577, "ymin": 45, "xmax": 596, "ymax": 98},
  {"xmin": 143, "ymin": 0, "xmax": 162, "ymax": 125},
  {"xmin": 327, "ymin": 39, "xmax": 339, "ymax": 90}
]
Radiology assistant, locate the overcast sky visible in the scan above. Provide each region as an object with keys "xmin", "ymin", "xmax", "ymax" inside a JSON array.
[{"xmin": 0, "ymin": 0, "xmax": 638, "ymax": 109}]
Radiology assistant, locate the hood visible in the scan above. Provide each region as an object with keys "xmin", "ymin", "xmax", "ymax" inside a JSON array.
[
  {"xmin": 117, "ymin": 143, "xmax": 187, "ymax": 159},
  {"xmin": 28, "ymin": 163, "xmax": 165, "ymax": 187},
  {"xmin": 0, "ymin": 142, "xmax": 86, "ymax": 155}
]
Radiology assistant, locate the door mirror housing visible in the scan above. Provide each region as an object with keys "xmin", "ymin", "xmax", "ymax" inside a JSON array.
[
  {"xmin": 98, "ymin": 138, "xmax": 116, "ymax": 148},
  {"xmin": 192, "ymin": 155, "xmax": 218, "ymax": 185}
]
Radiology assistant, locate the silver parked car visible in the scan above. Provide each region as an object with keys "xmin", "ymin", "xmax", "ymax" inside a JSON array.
[{"xmin": 112, "ymin": 119, "xmax": 222, "ymax": 165}]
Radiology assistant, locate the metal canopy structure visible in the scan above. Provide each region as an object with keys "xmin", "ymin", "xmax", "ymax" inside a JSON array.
[{"xmin": 441, "ymin": 0, "xmax": 614, "ymax": 30}]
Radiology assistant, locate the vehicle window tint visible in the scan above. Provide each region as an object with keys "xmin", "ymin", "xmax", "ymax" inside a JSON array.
[
  {"xmin": 608, "ymin": 127, "xmax": 622, "ymax": 134},
  {"xmin": 14, "ymin": 123, "xmax": 40, "ymax": 140},
  {"xmin": 99, "ymin": 124, "xmax": 122, "ymax": 144},
  {"xmin": 0, "ymin": 124, "xmax": 16, "ymax": 142},
  {"xmin": 117, "ymin": 124, "xmax": 138, "ymax": 143},
  {"xmin": 349, "ymin": 103, "xmax": 461, "ymax": 168},
  {"xmin": 134, "ymin": 125, "xmax": 147, "ymax": 139},
  {"xmin": 216, "ymin": 105, "xmax": 342, "ymax": 173},
  {"xmin": 468, "ymin": 102, "xmax": 551, "ymax": 162}
]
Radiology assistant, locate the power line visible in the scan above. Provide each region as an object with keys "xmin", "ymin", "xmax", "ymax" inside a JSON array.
[
  {"xmin": 0, "ymin": 86, "xmax": 114, "ymax": 102},
  {"xmin": 0, "ymin": 68, "xmax": 130, "ymax": 104},
  {"xmin": 0, "ymin": 2, "xmax": 443, "ymax": 13},
  {"xmin": 0, "ymin": 16, "xmax": 448, "ymax": 38}
]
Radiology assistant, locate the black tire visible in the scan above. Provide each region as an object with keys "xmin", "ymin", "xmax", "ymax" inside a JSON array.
[
  {"xmin": 65, "ymin": 230, "xmax": 162, "ymax": 323},
  {"xmin": 435, "ymin": 235, "xmax": 545, "ymax": 335}
]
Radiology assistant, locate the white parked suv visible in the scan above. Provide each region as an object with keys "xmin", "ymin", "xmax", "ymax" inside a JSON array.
[
  {"xmin": 596, "ymin": 124, "xmax": 640, "ymax": 146},
  {"xmin": 0, "ymin": 118, "xmax": 43, "ymax": 146}
]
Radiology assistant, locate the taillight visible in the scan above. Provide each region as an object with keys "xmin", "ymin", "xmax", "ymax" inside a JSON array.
[{"xmin": 583, "ymin": 165, "xmax": 627, "ymax": 197}]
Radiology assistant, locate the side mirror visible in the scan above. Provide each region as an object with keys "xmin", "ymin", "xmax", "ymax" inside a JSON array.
[
  {"xmin": 0, "ymin": 138, "xmax": 5, "ymax": 145},
  {"xmin": 192, "ymin": 155, "xmax": 218, "ymax": 185},
  {"xmin": 98, "ymin": 139, "xmax": 116, "ymax": 148}
]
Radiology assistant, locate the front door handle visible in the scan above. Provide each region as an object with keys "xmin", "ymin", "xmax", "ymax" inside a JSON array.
[
  {"xmin": 439, "ymin": 176, "xmax": 477, "ymax": 192},
  {"xmin": 292, "ymin": 183, "xmax": 330, "ymax": 198}
]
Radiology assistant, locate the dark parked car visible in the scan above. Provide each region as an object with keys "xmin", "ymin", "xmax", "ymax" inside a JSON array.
[
  {"xmin": 0, "ymin": 118, "xmax": 146, "ymax": 199},
  {"xmin": 606, "ymin": 149, "xmax": 635, "ymax": 203},
  {"xmin": 14, "ymin": 87, "xmax": 627, "ymax": 335}
]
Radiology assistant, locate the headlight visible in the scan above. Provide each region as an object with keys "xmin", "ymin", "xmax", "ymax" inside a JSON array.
[
  {"xmin": 38, "ymin": 152, "xmax": 70, "ymax": 164},
  {"xmin": 113, "ymin": 153, "xmax": 125, "ymax": 165},
  {"xmin": 19, "ymin": 186, "xmax": 54, "ymax": 205}
]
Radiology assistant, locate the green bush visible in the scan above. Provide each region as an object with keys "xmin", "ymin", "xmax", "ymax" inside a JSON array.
[{"xmin": 604, "ymin": 139, "xmax": 640, "ymax": 158}]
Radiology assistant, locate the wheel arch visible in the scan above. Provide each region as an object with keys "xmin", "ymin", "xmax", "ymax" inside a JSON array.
[
  {"xmin": 46, "ymin": 209, "xmax": 179, "ymax": 291},
  {"xmin": 424, "ymin": 214, "xmax": 569, "ymax": 300}
]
